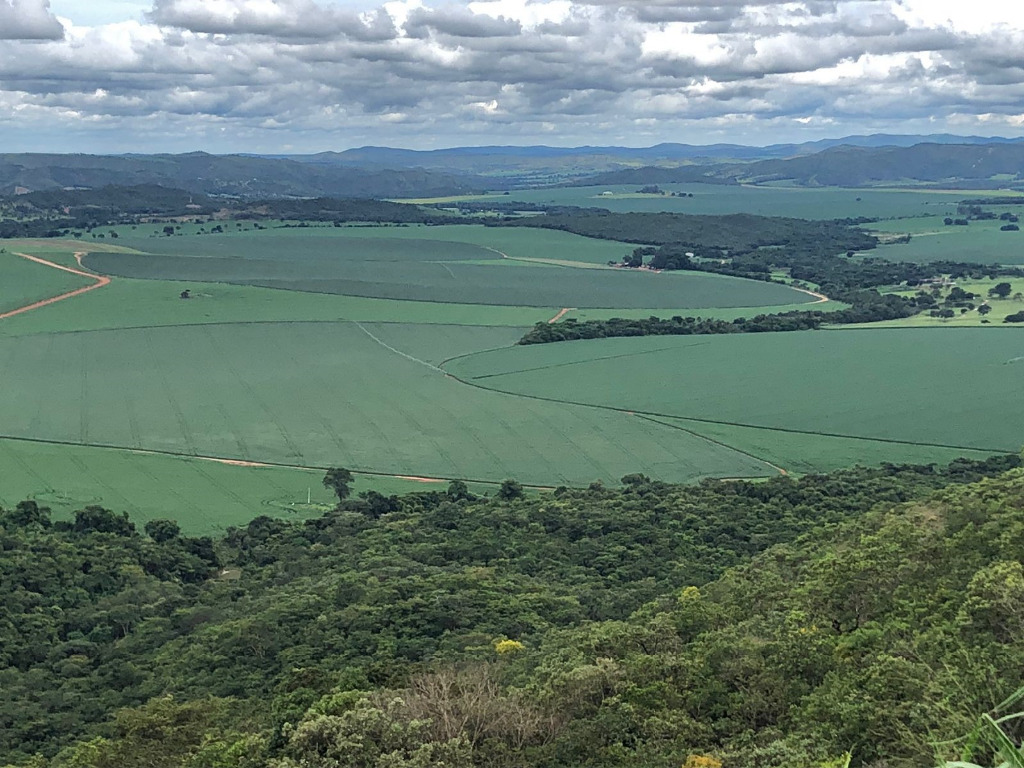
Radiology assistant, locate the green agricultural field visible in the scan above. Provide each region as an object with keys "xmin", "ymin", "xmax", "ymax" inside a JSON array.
[
  {"xmin": 399, "ymin": 185, "xmax": 974, "ymax": 219},
  {"xmin": 444, "ymin": 328, "xmax": 1024, "ymax": 455},
  {"xmin": 85, "ymin": 250, "xmax": 811, "ymax": 309},
  {"xmin": 867, "ymin": 217, "xmax": 1024, "ymax": 264},
  {"xmin": 0, "ymin": 321, "xmax": 775, "ymax": 486},
  {"xmin": 0, "ymin": 275, "xmax": 554, "ymax": 338},
  {"xmin": 111, "ymin": 223, "xmax": 640, "ymax": 265},
  {"xmin": 85, "ymin": 224, "xmax": 817, "ymax": 310},
  {"xmin": 0, "ymin": 250, "xmax": 90, "ymax": 315},
  {"xmin": 5, "ymin": 211, "xmax": 1015, "ymax": 529},
  {"xmin": 655, "ymin": 417, "xmax": 1000, "ymax": 475},
  {"xmin": 0, "ymin": 438, "xmax": 491, "ymax": 535}
]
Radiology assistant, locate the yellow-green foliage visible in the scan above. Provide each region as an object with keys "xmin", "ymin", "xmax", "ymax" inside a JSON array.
[
  {"xmin": 683, "ymin": 755, "xmax": 722, "ymax": 768},
  {"xmin": 493, "ymin": 639, "xmax": 525, "ymax": 655}
]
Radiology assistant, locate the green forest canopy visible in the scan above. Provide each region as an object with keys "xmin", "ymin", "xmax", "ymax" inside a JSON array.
[{"xmin": 1, "ymin": 455, "xmax": 1023, "ymax": 768}]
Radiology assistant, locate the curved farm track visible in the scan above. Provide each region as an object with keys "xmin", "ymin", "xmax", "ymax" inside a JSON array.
[{"xmin": 0, "ymin": 252, "xmax": 109, "ymax": 321}]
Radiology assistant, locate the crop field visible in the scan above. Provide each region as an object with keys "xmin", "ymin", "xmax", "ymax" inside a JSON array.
[
  {"xmin": 401, "ymin": 185, "xmax": 974, "ymax": 219},
  {"xmin": 0, "ymin": 438, "xmax": 489, "ymax": 535},
  {"xmin": 0, "ymin": 321, "xmax": 774, "ymax": 488},
  {"xmin": 0, "ymin": 276, "xmax": 553, "ymax": 338},
  {"xmin": 85, "ymin": 248, "xmax": 811, "ymax": 309},
  {"xmin": 0, "ymin": 250, "xmax": 90, "ymax": 314},
  {"xmin": 867, "ymin": 217, "xmax": 1024, "ymax": 264},
  {"xmin": 654, "ymin": 418, "xmax": 999, "ymax": 475},
  {"xmin": 111, "ymin": 223, "xmax": 641, "ymax": 265},
  {"xmin": 445, "ymin": 328, "xmax": 1024, "ymax": 454},
  {"xmin": 3, "ymin": 213, "xmax": 1022, "ymax": 531}
]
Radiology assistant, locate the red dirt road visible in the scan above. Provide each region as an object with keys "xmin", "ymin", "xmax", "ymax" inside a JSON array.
[{"xmin": 0, "ymin": 252, "xmax": 109, "ymax": 321}]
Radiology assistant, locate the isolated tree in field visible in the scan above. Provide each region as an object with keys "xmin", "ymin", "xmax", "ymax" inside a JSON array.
[
  {"xmin": 978, "ymin": 304, "xmax": 992, "ymax": 316},
  {"xmin": 323, "ymin": 467, "xmax": 354, "ymax": 501},
  {"xmin": 989, "ymin": 282, "xmax": 1013, "ymax": 298},
  {"xmin": 497, "ymin": 479, "xmax": 524, "ymax": 500}
]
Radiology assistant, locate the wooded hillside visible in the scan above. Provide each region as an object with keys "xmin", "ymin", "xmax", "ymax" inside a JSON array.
[{"xmin": 1, "ymin": 456, "xmax": 1022, "ymax": 767}]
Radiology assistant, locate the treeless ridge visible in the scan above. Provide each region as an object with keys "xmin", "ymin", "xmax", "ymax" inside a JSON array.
[{"xmin": 0, "ymin": 252, "xmax": 109, "ymax": 321}]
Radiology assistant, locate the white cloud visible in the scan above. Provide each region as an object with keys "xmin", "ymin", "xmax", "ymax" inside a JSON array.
[
  {"xmin": 0, "ymin": 0, "xmax": 64, "ymax": 39},
  {"xmin": 0, "ymin": 0, "xmax": 1023, "ymax": 150}
]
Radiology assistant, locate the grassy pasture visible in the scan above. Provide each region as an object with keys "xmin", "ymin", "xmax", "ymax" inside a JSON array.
[
  {"xmin": 0, "ymin": 321, "xmax": 774, "ymax": 486},
  {"xmin": 444, "ymin": 328, "xmax": 1024, "ymax": 454},
  {"xmin": 866, "ymin": 277, "xmax": 1024, "ymax": 328},
  {"xmin": 0, "ymin": 250, "xmax": 90, "ymax": 314},
  {"xmin": 0, "ymin": 438, "xmax": 493, "ymax": 535}
]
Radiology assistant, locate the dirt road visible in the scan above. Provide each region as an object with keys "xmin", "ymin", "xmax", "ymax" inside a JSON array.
[{"xmin": 0, "ymin": 252, "xmax": 109, "ymax": 321}]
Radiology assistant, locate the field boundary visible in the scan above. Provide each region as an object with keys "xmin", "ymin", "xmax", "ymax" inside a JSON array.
[
  {"xmin": 0, "ymin": 252, "xmax": 110, "ymax": 321},
  {"xmin": 354, "ymin": 321, "xmax": 445, "ymax": 372},
  {"xmin": 633, "ymin": 413, "xmax": 788, "ymax": 477},
  {"xmin": 465, "ymin": 342, "xmax": 706, "ymax": 381},
  {"xmin": 438, "ymin": 358, "xmax": 1012, "ymax": 455},
  {"xmin": 0, "ymin": 434, "xmax": 558, "ymax": 490}
]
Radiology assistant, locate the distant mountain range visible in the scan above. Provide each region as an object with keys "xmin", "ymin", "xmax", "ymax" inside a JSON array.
[
  {"xmin": 0, "ymin": 152, "xmax": 487, "ymax": 198},
  {"xmin": 3, "ymin": 135, "xmax": 1024, "ymax": 198},
  {"xmin": 582, "ymin": 143, "xmax": 1024, "ymax": 189},
  {"xmin": 278, "ymin": 134, "xmax": 1024, "ymax": 182}
]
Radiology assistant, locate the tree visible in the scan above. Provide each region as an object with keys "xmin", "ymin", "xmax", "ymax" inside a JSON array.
[
  {"xmin": 497, "ymin": 479, "xmax": 524, "ymax": 500},
  {"xmin": 162, "ymin": 225, "xmax": 175, "ymax": 236},
  {"xmin": 323, "ymin": 467, "xmax": 354, "ymax": 502},
  {"xmin": 447, "ymin": 480, "xmax": 472, "ymax": 501},
  {"xmin": 978, "ymin": 303, "xmax": 992, "ymax": 316},
  {"xmin": 357, "ymin": 490, "xmax": 400, "ymax": 519},
  {"xmin": 73, "ymin": 506, "xmax": 136, "ymax": 536},
  {"xmin": 2, "ymin": 500, "xmax": 51, "ymax": 528},
  {"xmin": 144, "ymin": 519, "xmax": 181, "ymax": 543},
  {"xmin": 989, "ymin": 282, "xmax": 1013, "ymax": 298}
]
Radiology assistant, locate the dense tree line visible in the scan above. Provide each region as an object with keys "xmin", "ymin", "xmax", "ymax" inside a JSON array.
[
  {"xmin": 490, "ymin": 210, "xmax": 879, "ymax": 253},
  {"xmin": 1, "ymin": 455, "xmax": 1022, "ymax": 767},
  {"xmin": 518, "ymin": 295, "xmax": 918, "ymax": 344},
  {"xmin": 496, "ymin": 210, "xmax": 1024, "ymax": 344},
  {"xmin": 234, "ymin": 197, "xmax": 456, "ymax": 224},
  {"xmin": 0, "ymin": 186, "xmax": 457, "ymax": 238}
]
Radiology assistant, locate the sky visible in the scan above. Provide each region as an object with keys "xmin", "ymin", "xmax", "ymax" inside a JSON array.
[{"xmin": 1, "ymin": 0, "xmax": 1024, "ymax": 153}]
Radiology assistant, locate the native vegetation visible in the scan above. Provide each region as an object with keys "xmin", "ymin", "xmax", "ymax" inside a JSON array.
[{"xmin": 1, "ymin": 456, "xmax": 1023, "ymax": 768}]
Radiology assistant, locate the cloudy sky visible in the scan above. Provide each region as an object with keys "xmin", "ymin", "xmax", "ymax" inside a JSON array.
[{"xmin": 1, "ymin": 0, "xmax": 1023, "ymax": 153}]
